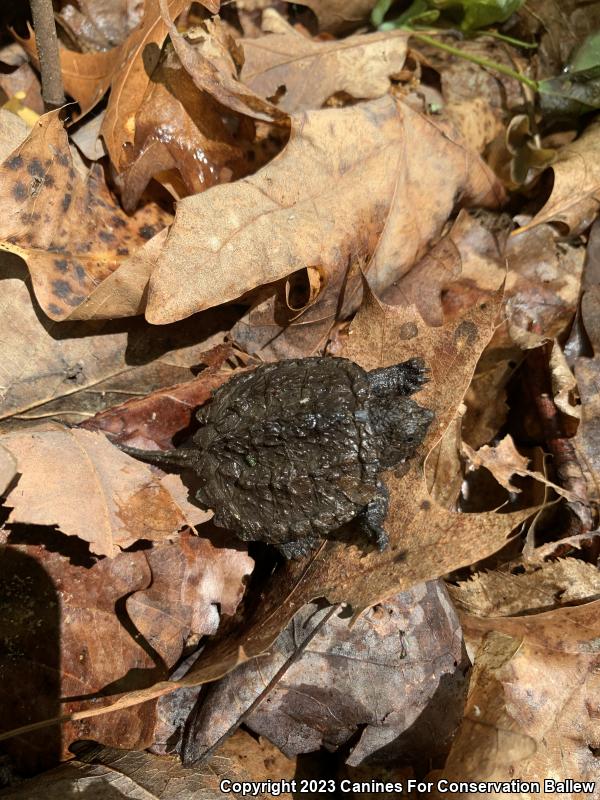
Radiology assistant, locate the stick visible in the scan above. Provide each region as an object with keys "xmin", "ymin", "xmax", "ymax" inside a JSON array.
[{"xmin": 29, "ymin": 0, "xmax": 66, "ymax": 110}]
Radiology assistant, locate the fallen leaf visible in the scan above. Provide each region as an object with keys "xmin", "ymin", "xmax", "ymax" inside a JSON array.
[
  {"xmin": 82, "ymin": 351, "xmax": 240, "ymax": 449},
  {"xmin": 1, "ymin": 427, "xmax": 209, "ymax": 557},
  {"xmin": 146, "ymin": 96, "xmax": 503, "ymax": 324},
  {"xmin": 433, "ymin": 601, "xmax": 600, "ymax": 787},
  {"xmin": 185, "ymin": 583, "xmax": 467, "ymax": 770},
  {"xmin": 449, "ymin": 558, "xmax": 600, "ymax": 616},
  {"xmin": 161, "ymin": 5, "xmax": 288, "ymax": 125},
  {"xmin": 520, "ymin": 120, "xmax": 600, "ymax": 235},
  {"xmin": 100, "ymin": 0, "xmax": 219, "ymax": 173},
  {"xmin": 462, "ymin": 433, "xmax": 581, "ymax": 500},
  {"xmin": 0, "ymin": 738, "xmax": 272, "ymax": 797},
  {"xmin": 0, "ymin": 259, "xmax": 240, "ymax": 428},
  {"xmin": 57, "ymin": 0, "xmax": 144, "ymax": 51},
  {"xmin": 284, "ymin": 0, "xmax": 376, "ymax": 32},
  {"xmin": 241, "ymin": 13, "xmax": 408, "ymax": 112},
  {"xmin": 0, "ymin": 110, "xmax": 171, "ymax": 321},
  {"xmin": 127, "ymin": 530, "xmax": 254, "ymax": 666},
  {"xmin": 15, "ymin": 25, "xmax": 125, "ymax": 117},
  {"xmin": 0, "ymin": 542, "xmax": 155, "ymax": 773},
  {"xmin": 120, "ymin": 41, "xmax": 248, "ymax": 213},
  {"xmin": 0, "ymin": 443, "xmax": 16, "ymax": 494}
]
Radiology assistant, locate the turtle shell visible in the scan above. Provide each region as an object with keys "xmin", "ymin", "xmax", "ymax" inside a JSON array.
[{"xmin": 191, "ymin": 357, "xmax": 381, "ymax": 545}]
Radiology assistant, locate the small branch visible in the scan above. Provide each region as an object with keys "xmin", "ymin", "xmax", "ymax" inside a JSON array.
[
  {"xmin": 29, "ymin": 0, "xmax": 66, "ymax": 110},
  {"xmin": 410, "ymin": 31, "xmax": 539, "ymax": 92}
]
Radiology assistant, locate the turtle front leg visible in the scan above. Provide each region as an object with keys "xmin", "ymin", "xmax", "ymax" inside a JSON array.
[{"xmin": 357, "ymin": 481, "xmax": 390, "ymax": 551}]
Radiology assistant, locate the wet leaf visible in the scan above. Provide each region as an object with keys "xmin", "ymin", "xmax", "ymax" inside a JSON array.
[
  {"xmin": 1, "ymin": 427, "xmax": 210, "ymax": 557},
  {"xmin": 0, "ymin": 111, "xmax": 170, "ymax": 321},
  {"xmin": 100, "ymin": 0, "xmax": 219, "ymax": 173}
]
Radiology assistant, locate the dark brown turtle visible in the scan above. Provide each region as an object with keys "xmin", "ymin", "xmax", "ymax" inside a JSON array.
[{"xmin": 119, "ymin": 356, "xmax": 433, "ymax": 558}]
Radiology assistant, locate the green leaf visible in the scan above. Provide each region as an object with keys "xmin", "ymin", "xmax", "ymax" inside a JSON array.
[
  {"xmin": 432, "ymin": 0, "xmax": 524, "ymax": 31},
  {"xmin": 372, "ymin": 0, "xmax": 524, "ymax": 31},
  {"xmin": 539, "ymin": 31, "xmax": 600, "ymax": 118}
]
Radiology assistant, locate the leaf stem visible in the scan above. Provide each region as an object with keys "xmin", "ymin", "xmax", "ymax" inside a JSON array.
[{"xmin": 411, "ymin": 31, "xmax": 538, "ymax": 91}]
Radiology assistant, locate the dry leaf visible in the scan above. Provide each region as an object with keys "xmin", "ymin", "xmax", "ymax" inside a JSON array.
[
  {"xmin": 82, "ymin": 354, "xmax": 239, "ymax": 449},
  {"xmin": 15, "ymin": 25, "xmax": 125, "ymax": 117},
  {"xmin": 284, "ymin": 0, "xmax": 375, "ymax": 32},
  {"xmin": 241, "ymin": 15, "xmax": 408, "ymax": 112},
  {"xmin": 127, "ymin": 531, "xmax": 254, "ymax": 666},
  {"xmin": 146, "ymin": 96, "xmax": 503, "ymax": 324},
  {"xmin": 0, "ymin": 529, "xmax": 252, "ymax": 768},
  {"xmin": 462, "ymin": 433, "xmax": 581, "ymax": 500},
  {"xmin": 521, "ymin": 121, "xmax": 600, "ymax": 235},
  {"xmin": 0, "ymin": 111, "xmax": 170, "ymax": 321},
  {"xmin": 449, "ymin": 558, "xmax": 600, "ymax": 616},
  {"xmin": 0, "ymin": 443, "xmax": 16, "ymax": 494},
  {"xmin": 1, "ymin": 427, "xmax": 209, "ymax": 556},
  {"xmin": 0, "ymin": 741, "xmax": 272, "ymax": 798},
  {"xmin": 57, "ymin": 0, "xmax": 144, "ymax": 51},
  {"xmin": 434, "ymin": 601, "xmax": 600, "ymax": 788},
  {"xmin": 0, "ymin": 260, "xmax": 239, "ymax": 428}
]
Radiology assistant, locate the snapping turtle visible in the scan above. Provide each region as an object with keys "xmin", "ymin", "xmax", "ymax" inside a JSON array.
[{"xmin": 120, "ymin": 357, "xmax": 433, "ymax": 558}]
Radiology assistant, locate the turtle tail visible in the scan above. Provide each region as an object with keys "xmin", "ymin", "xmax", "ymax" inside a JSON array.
[{"xmin": 118, "ymin": 442, "xmax": 195, "ymax": 469}]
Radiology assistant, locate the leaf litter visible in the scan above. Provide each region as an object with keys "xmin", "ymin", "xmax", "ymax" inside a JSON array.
[{"xmin": 1, "ymin": 0, "xmax": 600, "ymax": 792}]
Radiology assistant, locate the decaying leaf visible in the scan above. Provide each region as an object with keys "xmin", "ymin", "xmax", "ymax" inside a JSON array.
[
  {"xmin": 462, "ymin": 433, "xmax": 581, "ymax": 500},
  {"xmin": 449, "ymin": 558, "xmax": 600, "ymax": 616},
  {"xmin": 185, "ymin": 582, "xmax": 467, "ymax": 769},
  {"xmin": 0, "ymin": 530, "xmax": 252, "ymax": 766},
  {"xmin": 0, "ymin": 111, "xmax": 170, "ymax": 321},
  {"xmin": 434, "ymin": 601, "xmax": 600, "ymax": 787},
  {"xmin": 1, "ymin": 427, "xmax": 210, "ymax": 557},
  {"xmin": 146, "ymin": 95, "xmax": 502, "ymax": 324},
  {"xmin": 127, "ymin": 531, "xmax": 254, "ymax": 666}
]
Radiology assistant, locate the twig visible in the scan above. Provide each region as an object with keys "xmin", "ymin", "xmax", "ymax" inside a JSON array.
[{"xmin": 29, "ymin": 0, "xmax": 66, "ymax": 110}]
